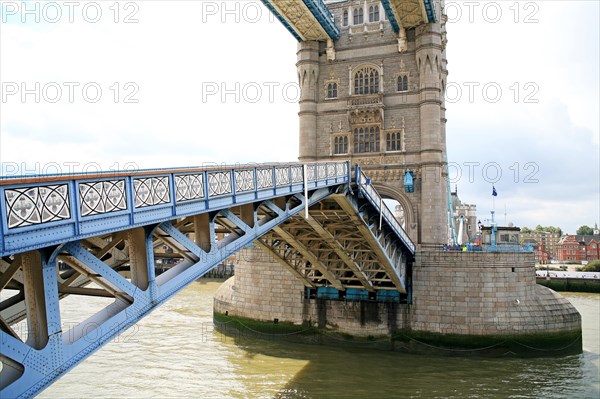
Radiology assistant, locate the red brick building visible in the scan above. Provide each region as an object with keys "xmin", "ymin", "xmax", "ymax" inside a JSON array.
[
  {"xmin": 534, "ymin": 244, "xmax": 550, "ymax": 264},
  {"xmin": 556, "ymin": 235, "xmax": 600, "ymax": 262},
  {"xmin": 523, "ymin": 238, "xmax": 550, "ymax": 264}
]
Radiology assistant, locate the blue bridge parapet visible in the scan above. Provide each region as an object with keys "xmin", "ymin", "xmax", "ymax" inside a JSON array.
[{"xmin": 0, "ymin": 162, "xmax": 350, "ymax": 257}]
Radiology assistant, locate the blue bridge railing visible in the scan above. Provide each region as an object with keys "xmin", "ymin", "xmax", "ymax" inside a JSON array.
[
  {"xmin": 355, "ymin": 166, "xmax": 415, "ymax": 254},
  {"xmin": 0, "ymin": 162, "xmax": 350, "ymax": 257}
]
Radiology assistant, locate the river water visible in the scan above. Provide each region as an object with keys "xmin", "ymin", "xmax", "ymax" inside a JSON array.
[{"xmin": 39, "ymin": 281, "xmax": 599, "ymax": 399}]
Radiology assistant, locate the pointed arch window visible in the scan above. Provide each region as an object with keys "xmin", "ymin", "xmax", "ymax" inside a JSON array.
[
  {"xmin": 353, "ymin": 126, "xmax": 380, "ymax": 153},
  {"xmin": 334, "ymin": 136, "xmax": 348, "ymax": 154},
  {"xmin": 353, "ymin": 8, "xmax": 363, "ymax": 25},
  {"xmin": 369, "ymin": 5, "xmax": 379, "ymax": 22},
  {"xmin": 386, "ymin": 130, "xmax": 402, "ymax": 152},
  {"xmin": 343, "ymin": 10, "xmax": 349, "ymax": 26},
  {"xmin": 327, "ymin": 82, "xmax": 338, "ymax": 99},
  {"xmin": 353, "ymin": 67, "xmax": 379, "ymax": 95},
  {"xmin": 397, "ymin": 75, "xmax": 409, "ymax": 92}
]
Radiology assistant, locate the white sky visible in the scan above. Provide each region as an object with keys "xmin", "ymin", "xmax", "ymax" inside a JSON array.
[{"xmin": 1, "ymin": 0, "xmax": 598, "ymax": 234}]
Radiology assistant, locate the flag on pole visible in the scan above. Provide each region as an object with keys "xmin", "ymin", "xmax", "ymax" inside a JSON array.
[{"xmin": 492, "ymin": 186, "xmax": 497, "ymax": 197}]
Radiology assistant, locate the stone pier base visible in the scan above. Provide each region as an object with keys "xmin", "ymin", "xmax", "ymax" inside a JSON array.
[{"xmin": 214, "ymin": 248, "xmax": 582, "ymax": 355}]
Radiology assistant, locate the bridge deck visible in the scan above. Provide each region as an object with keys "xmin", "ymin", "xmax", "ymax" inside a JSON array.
[
  {"xmin": 0, "ymin": 161, "xmax": 414, "ymax": 398},
  {"xmin": 260, "ymin": 0, "xmax": 437, "ymax": 42},
  {"xmin": 381, "ymin": 0, "xmax": 437, "ymax": 31},
  {"xmin": 261, "ymin": 0, "xmax": 339, "ymax": 41}
]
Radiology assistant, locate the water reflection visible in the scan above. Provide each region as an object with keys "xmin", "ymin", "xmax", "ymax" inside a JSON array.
[
  {"xmin": 222, "ymin": 331, "xmax": 596, "ymax": 399},
  {"xmin": 38, "ymin": 283, "xmax": 599, "ymax": 399}
]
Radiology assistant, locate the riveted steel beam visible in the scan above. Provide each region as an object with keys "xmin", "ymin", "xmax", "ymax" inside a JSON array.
[
  {"xmin": 254, "ymin": 239, "xmax": 316, "ymax": 288},
  {"xmin": 272, "ymin": 226, "xmax": 344, "ymax": 290},
  {"xmin": 331, "ymin": 194, "xmax": 406, "ymax": 293},
  {"xmin": 304, "ymin": 215, "xmax": 374, "ymax": 291},
  {"xmin": 0, "ymin": 259, "xmax": 21, "ymax": 291}
]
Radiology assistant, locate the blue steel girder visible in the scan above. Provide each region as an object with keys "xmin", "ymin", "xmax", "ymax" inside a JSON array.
[
  {"xmin": 256, "ymin": 184, "xmax": 414, "ymax": 293},
  {"xmin": 260, "ymin": 0, "xmax": 340, "ymax": 42},
  {"xmin": 0, "ymin": 161, "xmax": 417, "ymax": 398},
  {"xmin": 0, "ymin": 186, "xmax": 343, "ymax": 398},
  {"xmin": 381, "ymin": 0, "xmax": 438, "ymax": 32},
  {"xmin": 333, "ymin": 193, "xmax": 410, "ymax": 292}
]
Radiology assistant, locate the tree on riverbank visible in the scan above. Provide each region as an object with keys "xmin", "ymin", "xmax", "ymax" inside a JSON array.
[
  {"xmin": 576, "ymin": 225, "xmax": 595, "ymax": 235},
  {"xmin": 521, "ymin": 225, "xmax": 562, "ymax": 235},
  {"xmin": 582, "ymin": 260, "xmax": 600, "ymax": 272}
]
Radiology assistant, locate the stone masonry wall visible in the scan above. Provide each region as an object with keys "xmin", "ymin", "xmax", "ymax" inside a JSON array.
[
  {"xmin": 214, "ymin": 249, "xmax": 581, "ymax": 338},
  {"xmin": 214, "ymin": 248, "xmax": 408, "ymax": 336},
  {"xmin": 411, "ymin": 251, "xmax": 581, "ymax": 335},
  {"xmin": 214, "ymin": 248, "xmax": 306, "ymax": 324}
]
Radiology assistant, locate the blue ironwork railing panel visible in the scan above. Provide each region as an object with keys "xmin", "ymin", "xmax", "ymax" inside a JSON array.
[
  {"xmin": 0, "ymin": 162, "xmax": 350, "ymax": 257},
  {"xmin": 486, "ymin": 244, "xmax": 534, "ymax": 253},
  {"xmin": 355, "ymin": 166, "xmax": 416, "ymax": 254}
]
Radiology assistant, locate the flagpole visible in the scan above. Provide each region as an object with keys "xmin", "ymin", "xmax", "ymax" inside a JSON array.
[{"xmin": 491, "ymin": 186, "xmax": 497, "ymax": 248}]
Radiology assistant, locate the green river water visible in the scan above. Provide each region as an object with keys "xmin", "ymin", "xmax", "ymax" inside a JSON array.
[{"xmin": 39, "ymin": 281, "xmax": 599, "ymax": 399}]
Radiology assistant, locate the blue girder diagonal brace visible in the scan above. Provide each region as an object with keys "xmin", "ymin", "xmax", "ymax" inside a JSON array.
[{"xmin": 302, "ymin": 0, "xmax": 339, "ymax": 40}]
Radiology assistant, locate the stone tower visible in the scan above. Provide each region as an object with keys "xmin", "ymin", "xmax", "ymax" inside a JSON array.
[
  {"xmin": 214, "ymin": 0, "xmax": 582, "ymax": 355},
  {"xmin": 297, "ymin": 0, "xmax": 449, "ymax": 245}
]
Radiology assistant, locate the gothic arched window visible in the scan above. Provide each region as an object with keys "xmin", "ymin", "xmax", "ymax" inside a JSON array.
[
  {"xmin": 354, "ymin": 126, "xmax": 380, "ymax": 153},
  {"xmin": 353, "ymin": 8, "xmax": 363, "ymax": 25},
  {"xmin": 354, "ymin": 67, "xmax": 379, "ymax": 95},
  {"xmin": 397, "ymin": 75, "xmax": 408, "ymax": 92},
  {"xmin": 386, "ymin": 131, "xmax": 402, "ymax": 151},
  {"xmin": 369, "ymin": 5, "xmax": 379, "ymax": 22},
  {"xmin": 327, "ymin": 82, "xmax": 338, "ymax": 99},
  {"xmin": 334, "ymin": 136, "xmax": 348, "ymax": 154},
  {"xmin": 343, "ymin": 10, "xmax": 348, "ymax": 26}
]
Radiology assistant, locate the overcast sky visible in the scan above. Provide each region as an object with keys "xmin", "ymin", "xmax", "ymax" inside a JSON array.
[{"xmin": 1, "ymin": 0, "xmax": 598, "ymax": 234}]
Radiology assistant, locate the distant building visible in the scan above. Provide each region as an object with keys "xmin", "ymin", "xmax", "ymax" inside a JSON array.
[
  {"xmin": 481, "ymin": 224, "xmax": 520, "ymax": 247},
  {"xmin": 450, "ymin": 187, "xmax": 477, "ymax": 245},
  {"xmin": 556, "ymin": 235, "xmax": 600, "ymax": 263},
  {"xmin": 534, "ymin": 246, "xmax": 550, "ymax": 264},
  {"xmin": 394, "ymin": 204, "xmax": 406, "ymax": 230},
  {"xmin": 520, "ymin": 231, "xmax": 561, "ymax": 262}
]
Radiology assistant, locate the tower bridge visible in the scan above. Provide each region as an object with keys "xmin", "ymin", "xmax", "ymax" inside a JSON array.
[{"xmin": 0, "ymin": 1, "xmax": 582, "ymax": 397}]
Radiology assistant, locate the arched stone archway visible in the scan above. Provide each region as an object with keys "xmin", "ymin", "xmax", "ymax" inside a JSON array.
[{"xmin": 372, "ymin": 182, "xmax": 418, "ymax": 243}]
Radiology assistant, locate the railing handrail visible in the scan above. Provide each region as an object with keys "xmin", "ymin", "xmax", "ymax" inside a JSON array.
[
  {"xmin": 354, "ymin": 165, "xmax": 416, "ymax": 253},
  {"xmin": 347, "ymin": 93, "xmax": 384, "ymax": 107},
  {"xmin": 0, "ymin": 161, "xmax": 351, "ymax": 256},
  {"xmin": 0, "ymin": 161, "xmax": 346, "ymax": 186}
]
